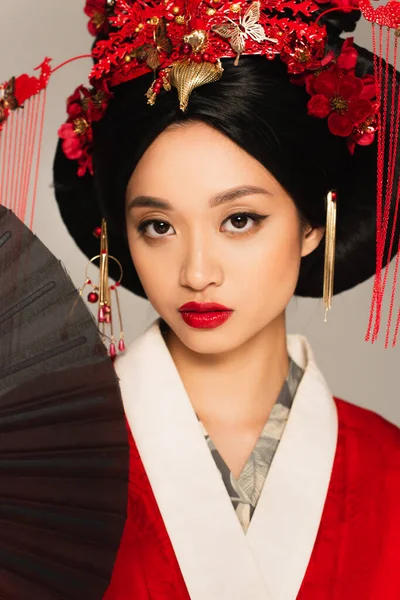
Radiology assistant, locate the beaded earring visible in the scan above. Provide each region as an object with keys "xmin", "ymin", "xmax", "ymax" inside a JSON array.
[{"xmin": 78, "ymin": 219, "xmax": 126, "ymax": 358}]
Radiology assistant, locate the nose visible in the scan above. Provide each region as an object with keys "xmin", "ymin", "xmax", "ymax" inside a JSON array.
[{"xmin": 179, "ymin": 229, "xmax": 223, "ymax": 291}]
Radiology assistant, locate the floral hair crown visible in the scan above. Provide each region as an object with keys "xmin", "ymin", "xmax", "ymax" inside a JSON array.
[{"xmin": 56, "ymin": 0, "xmax": 395, "ymax": 177}]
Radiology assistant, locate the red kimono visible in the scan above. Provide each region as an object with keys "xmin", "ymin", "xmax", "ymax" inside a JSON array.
[{"xmin": 105, "ymin": 320, "xmax": 400, "ymax": 600}]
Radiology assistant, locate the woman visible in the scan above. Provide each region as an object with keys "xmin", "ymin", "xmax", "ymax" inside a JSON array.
[{"xmin": 51, "ymin": 0, "xmax": 400, "ymax": 598}]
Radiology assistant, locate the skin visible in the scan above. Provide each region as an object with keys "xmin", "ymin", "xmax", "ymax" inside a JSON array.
[{"xmin": 125, "ymin": 121, "xmax": 325, "ymax": 478}]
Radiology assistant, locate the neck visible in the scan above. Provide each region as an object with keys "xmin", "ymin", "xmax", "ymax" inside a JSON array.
[{"xmin": 164, "ymin": 314, "xmax": 289, "ymax": 428}]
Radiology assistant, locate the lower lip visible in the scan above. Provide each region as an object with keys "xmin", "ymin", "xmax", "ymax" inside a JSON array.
[{"xmin": 179, "ymin": 311, "xmax": 233, "ymax": 329}]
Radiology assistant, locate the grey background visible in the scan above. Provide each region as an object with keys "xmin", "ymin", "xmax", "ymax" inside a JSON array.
[{"xmin": 1, "ymin": 0, "xmax": 399, "ymax": 423}]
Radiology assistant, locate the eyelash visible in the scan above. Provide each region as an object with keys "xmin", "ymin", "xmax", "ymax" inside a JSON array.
[{"xmin": 136, "ymin": 212, "xmax": 268, "ymax": 239}]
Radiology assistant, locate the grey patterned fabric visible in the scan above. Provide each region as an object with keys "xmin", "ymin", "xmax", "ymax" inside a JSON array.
[{"xmin": 199, "ymin": 357, "xmax": 304, "ymax": 532}]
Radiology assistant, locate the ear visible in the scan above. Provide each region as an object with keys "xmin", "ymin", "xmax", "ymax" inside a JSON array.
[{"xmin": 301, "ymin": 225, "xmax": 325, "ymax": 258}]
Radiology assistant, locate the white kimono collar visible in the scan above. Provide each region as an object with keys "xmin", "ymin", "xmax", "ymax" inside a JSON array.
[{"xmin": 115, "ymin": 319, "xmax": 338, "ymax": 600}]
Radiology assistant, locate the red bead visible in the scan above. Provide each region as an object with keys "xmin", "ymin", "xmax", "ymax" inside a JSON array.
[
  {"xmin": 93, "ymin": 226, "xmax": 102, "ymax": 238},
  {"xmin": 87, "ymin": 291, "xmax": 99, "ymax": 303},
  {"xmin": 118, "ymin": 339, "xmax": 126, "ymax": 352},
  {"xmin": 192, "ymin": 54, "xmax": 202, "ymax": 63},
  {"xmin": 109, "ymin": 343, "xmax": 116, "ymax": 358},
  {"xmin": 203, "ymin": 52, "xmax": 209, "ymax": 62},
  {"xmin": 104, "ymin": 305, "xmax": 111, "ymax": 314},
  {"xmin": 110, "ymin": 285, "xmax": 115, "ymax": 290},
  {"xmin": 98, "ymin": 307, "xmax": 106, "ymax": 323},
  {"xmin": 102, "ymin": 250, "xmax": 107, "ymax": 254},
  {"xmin": 181, "ymin": 42, "xmax": 192, "ymax": 55},
  {"xmin": 116, "ymin": 282, "xmax": 120, "ymax": 287},
  {"xmin": 208, "ymin": 53, "xmax": 217, "ymax": 64}
]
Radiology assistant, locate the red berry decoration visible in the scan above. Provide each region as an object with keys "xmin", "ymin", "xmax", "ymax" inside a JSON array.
[
  {"xmin": 93, "ymin": 226, "xmax": 102, "ymax": 238},
  {"xmin": 88, "ymin": 291, "xmax": 99, "ymax": 303},
  {"xmin": 181, "ymin": 42, "xmax": 192, "ymax": 55}
]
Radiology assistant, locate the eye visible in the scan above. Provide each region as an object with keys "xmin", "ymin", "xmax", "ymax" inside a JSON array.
[
  {"xmin": 137, "ymin": 219, "xmax": 175, "ymax": 238},
  {"xmin": 221, "ymin": 212, "xmax": 267, "ymax": 233}
]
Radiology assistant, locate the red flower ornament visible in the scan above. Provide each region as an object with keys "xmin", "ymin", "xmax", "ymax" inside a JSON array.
[
  {"xmin": 337, "ymin": 37, "xmax": 358, "ymax": 72},
  {"xmin": 85, "ymin": 0, "xmax": 110, "ymax": 37},
  {"xmin": 281, "ymin": 32, "xmax": 327, "ymax": 75},
  {"xmin": 58, "ymin": 85, "xmax": 111, "ymax": 177},
  {"xmin": 58, "ymin": 123, "xmax": 84, "ymax": 161},
  {"xmin": 307, "ymin": 70, "xmax": 374, "ymax": 137}
]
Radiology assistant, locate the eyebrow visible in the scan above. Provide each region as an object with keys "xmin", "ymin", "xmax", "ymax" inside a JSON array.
[{"xmin": 127, "ymin": 185, "xmax": 272, "ymax": 212}]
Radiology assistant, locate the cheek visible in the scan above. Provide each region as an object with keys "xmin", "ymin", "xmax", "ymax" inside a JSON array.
[
  {"xmin": 127, "ymin": 236, "xmax": 176, "ymax": 303},
  {"xmin": 227, "ymin": 220, "xmax": 302, "ymax": 324},
  {"xmin": 232, "ymin": 221, "xmax": 302, "ymax": 286}
]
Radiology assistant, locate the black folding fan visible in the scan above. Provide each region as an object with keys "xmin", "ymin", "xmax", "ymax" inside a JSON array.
[{"xmin": 0, "ymin": 205, "xmax": 129, "ymax": 600}]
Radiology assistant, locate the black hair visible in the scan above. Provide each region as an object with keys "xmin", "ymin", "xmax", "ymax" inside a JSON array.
[{"xmin": 54, "ymin": 12, "xmax": 400, "ymax": 299}]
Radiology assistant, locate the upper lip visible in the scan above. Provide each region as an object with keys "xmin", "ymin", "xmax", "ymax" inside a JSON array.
[{"xmin": 178, "ymin": 302, "xmax": 233, "ymax": 312}]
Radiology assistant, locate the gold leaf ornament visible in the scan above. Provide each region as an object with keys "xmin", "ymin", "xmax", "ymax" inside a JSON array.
[{"xmin": 169, "ymin": 59, "xmax": 224, "ymax": 111}]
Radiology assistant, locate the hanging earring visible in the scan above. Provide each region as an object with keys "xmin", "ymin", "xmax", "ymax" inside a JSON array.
[
  {"xmin": 323, "ymin": 190, "xmax": 337, "ymax": 322},
  {"xmin": 78, "ymin": 219, "xmax": 126, "ymax": 358}
]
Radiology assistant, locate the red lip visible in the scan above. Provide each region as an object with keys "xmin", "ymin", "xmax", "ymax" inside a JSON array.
[
  {"xmin": 178, "ymin": 302, "xmax": 232, "ymax": 312},
  {"xmin": 178, "ymin": 302, "xmax": 233, "ymax": 329}
]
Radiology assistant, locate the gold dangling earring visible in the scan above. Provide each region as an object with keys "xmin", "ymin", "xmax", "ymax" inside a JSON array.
[
  {"xmin": 78, "ymin": 219, "xmax": 126, "ymax": 358},
  {"xmin": 323, "ymin": 190, "xmax": 337, "ymax": 323}
]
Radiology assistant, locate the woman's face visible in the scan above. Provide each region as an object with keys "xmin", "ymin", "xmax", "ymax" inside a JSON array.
[{"xmin": 125, "ymin": 121, "xmax": 324, "ymax": 354}]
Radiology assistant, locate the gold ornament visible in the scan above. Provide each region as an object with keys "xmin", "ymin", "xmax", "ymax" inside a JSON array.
[
  {"xmin": 78, "ymin": 220, "xmax": 126, "ymax": 357},
  {"xmin": 169, "ymin": 58, "xmax": 224, "ymax": 111},
  {"xmin": 323, "ymin": 190, "xmax": 337, "ymax": 322},
  {"xmin": 73, "ymin": 117, "xmax": 89, "ymax": 135},
  {"xmin": 213, "ymin": 1, "xmax": 277, "ymax": 65},
  {"xmin": 183, "ymin": 29, "xmax": 208, "ymax": 52}
]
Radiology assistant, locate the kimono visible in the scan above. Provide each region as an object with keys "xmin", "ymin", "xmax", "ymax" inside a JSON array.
[{"xmin": 104, "ymin": 319, "xmax": 400, "ymax": 600}]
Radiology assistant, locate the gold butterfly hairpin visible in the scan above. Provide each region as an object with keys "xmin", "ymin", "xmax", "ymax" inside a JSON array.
[{"xmin": 212, "ymin": 1, "xmax": 278, "ymax": 66}]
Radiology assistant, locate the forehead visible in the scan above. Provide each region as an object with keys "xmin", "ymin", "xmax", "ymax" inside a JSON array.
[{"xmin": 126, "ymin": 121, "xmax": 285, "ymax": 205}]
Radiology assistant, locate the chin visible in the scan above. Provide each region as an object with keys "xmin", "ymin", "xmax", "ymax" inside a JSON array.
[{"xmin": 171, "ymin": 318, "xmax": 245, "ymax": 355}]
